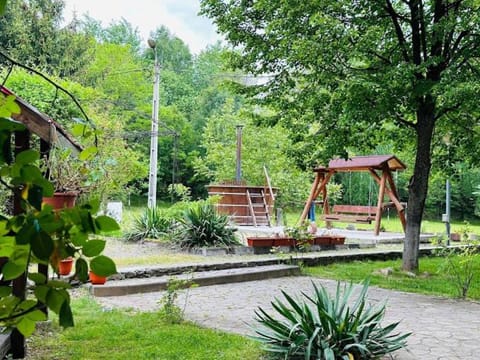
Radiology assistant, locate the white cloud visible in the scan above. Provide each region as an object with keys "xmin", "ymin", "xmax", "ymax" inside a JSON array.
[{"xmin": 62, "ymin": 0, "xmax": 221, "ymax": 54}]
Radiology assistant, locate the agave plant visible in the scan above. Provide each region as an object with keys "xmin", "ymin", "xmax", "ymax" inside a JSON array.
[
  {"xmin": 124, "ymin": 207, "xmax": 176, "ymax": 242},
  {"xmin": 174, "ymin": 202, "xmax": 238, "ymax": 249},
  {"xmin": 253, "ymin": 280, "xmax": 410, "ymax": 360}
]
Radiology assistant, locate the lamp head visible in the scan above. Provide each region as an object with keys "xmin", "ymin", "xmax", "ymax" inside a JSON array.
[{"xmin": 147, "ymin": 39, "xmax": 156, "ymax": 49}]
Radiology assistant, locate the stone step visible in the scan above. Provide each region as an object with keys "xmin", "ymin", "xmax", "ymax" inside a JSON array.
[{"xmin": 90, "ymin": 264, "xmax": 300, "ymax": 297}]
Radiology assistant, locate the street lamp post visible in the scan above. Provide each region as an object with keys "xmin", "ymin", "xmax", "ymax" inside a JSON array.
[{"xmin": 147, "ymin": 39, "xmax": 160, "ymax": 208}]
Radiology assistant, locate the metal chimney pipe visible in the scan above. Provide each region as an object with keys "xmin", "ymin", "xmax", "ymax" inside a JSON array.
[{"xmin": 235, "ymin": 125, "xmax": 244, "ymax": 182}]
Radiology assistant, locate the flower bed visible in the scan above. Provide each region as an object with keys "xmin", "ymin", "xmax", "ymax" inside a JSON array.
[{"xmin": 246, "ymin": 236, "xmax": 345, "ymax": 247}]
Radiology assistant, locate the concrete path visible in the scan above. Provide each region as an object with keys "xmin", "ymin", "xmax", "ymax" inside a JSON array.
[{"xmin": 96, "ymin": 276, "xmax": 480, "ymax": 359}]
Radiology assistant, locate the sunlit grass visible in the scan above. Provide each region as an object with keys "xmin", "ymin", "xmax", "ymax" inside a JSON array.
[
  {"xmin": 27, "ymin": 295, "xmax": 264, "ymax": 360},
  {"xmin": 305, "ymin": 255, "xmax": 480, "ymax": 300},
  {"xmin": 112, "ymin": 253, "xmax": 208, "ymax": 267}
]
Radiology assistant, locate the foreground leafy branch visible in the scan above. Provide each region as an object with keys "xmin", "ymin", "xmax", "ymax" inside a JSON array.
[{"xmin": 0, "ymin": 93, "xmax": 118, "ymax": 337}]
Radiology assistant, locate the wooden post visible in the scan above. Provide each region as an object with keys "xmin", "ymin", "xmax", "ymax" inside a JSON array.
[
  {"xmin": 299, "ymin": 171, "xmax": 322, "ymax": 223},
  {"xmin": 11, "ymin": 130, "xmax": 30, "ymax": 359},
  {"xmin": 386, "ymin": 170, "xmax": 407, "ymax": 232},
  {"xmin": 38, "ymin": 140, "xmax": 50, "ymax": 315},
  {"xmin": 374, "ymin": 168, "xmax": 387, "ymax": 235}
]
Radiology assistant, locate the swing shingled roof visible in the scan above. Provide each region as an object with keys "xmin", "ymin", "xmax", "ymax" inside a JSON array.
[{"xmin": 317, "ymin": 155, "xmax": 406, "ymax": 172}]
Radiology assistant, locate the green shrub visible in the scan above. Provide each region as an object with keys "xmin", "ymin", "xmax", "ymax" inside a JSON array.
[
  {"xmin": 124, "ymin": 207, "xmax": 178, "ymax": 242},
  {"xmin": 437, "ymin": 242, "xmax": 480, "ymax": 298},
  {"xmin": 158, "ymin": 276, "xmax": 197, "ymax": 324},
  {"xmin": 174, "ymin": 202, "xmax": 239, "ymax": 249},
  {"xmin": 253, "ymin": 281, "xmax": 410, "ymax": 360}
]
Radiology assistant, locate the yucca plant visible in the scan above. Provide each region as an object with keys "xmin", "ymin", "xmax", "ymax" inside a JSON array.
[
  {"xmin": 124, "ymin": 207, "xmax": 176, "ymax": 242},
  {"xmin": 253, "ymin": 280, "xmax": 410, "ymax": 360},
  {"xmin": 174, "ymin": 202, "xmax": 238, "ymax": 249}
]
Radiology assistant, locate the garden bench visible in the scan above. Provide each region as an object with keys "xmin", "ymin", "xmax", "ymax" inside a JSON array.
[{"xmin": 320, "ymin": 205, "xmax": 377, "ymax": 224}]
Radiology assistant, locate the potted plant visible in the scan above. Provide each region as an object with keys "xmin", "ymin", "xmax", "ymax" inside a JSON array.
[
  {"xmin": 58, "ymin": 257, "xmax": 74, "ymax": 276},
  {"xmin": 285, "ymin": 223, "xmax": 314, "ymax": 249},
  {"xmin": 41, "ymin": 147, "xmax": 89, "ymax": 209},
  {"xmin": 89, "ymin": 270, "xmax": 107, "ymax": 285}
]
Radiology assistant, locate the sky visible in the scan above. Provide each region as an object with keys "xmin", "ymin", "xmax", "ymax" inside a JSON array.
[{"xmin": 62, "ymin": 0, "xmax": 221, "ymax": 54}]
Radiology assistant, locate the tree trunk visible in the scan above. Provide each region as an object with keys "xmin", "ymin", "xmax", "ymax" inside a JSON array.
[{"xmin": 402, "ymin": 104, "xmax": 436, "ymax": 271}]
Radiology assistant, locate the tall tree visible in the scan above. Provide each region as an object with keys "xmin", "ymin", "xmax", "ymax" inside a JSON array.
[
  {"xmin": 0, "ymin": 0, "xmax": 93, "ymax": 77},
  {"xmin": 201, "ymin": 0, "xmax": 480, "ymax": 270},
  {"xmin": 79, "ymin": 16, "xmax": 142, "ymax": 54}
]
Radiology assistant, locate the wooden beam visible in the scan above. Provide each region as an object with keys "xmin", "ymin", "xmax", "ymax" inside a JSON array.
[
  {"xmin": 374, "ymin": 169, "xmax": 387, "ymax": 235},
  {"xmin": 369, "ymin": 169, "xmax": 405, "ymax": 213},
  {"xmin": 386, "ymin": 171, "xmax": 407, "ymax": 232},
  {"xmin": 10, "ymin": 130, "xmax": 30, "ymax": 359},
  {"xmin": 300, "ymin": 171, "xmax": 322, "ymax": 223},
  {"xmin": 11, "ymin": 104, "xmax": 82, "ymax": 155}
]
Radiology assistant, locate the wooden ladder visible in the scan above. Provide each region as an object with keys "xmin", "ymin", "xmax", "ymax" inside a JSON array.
[{"xmin": 246, "ymin": 189, "xmax": 271, "ymax": 226}]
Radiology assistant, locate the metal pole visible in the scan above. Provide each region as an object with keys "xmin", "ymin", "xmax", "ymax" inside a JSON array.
[
  {"xmin": 148, "ymin": 44, "xmax": 160, "ymax": 208},
  {"xmin": 235, "ymin": 125, "xmax": 243, "ymax": 182},
  {"xmin": 446, "ymin": 179, "xmax": 451, "ymax": 245}
]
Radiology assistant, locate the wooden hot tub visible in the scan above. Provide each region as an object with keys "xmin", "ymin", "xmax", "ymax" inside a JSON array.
[{"xmin": 207, "ymin": 183, "xmax": 278, "ymax": 226}]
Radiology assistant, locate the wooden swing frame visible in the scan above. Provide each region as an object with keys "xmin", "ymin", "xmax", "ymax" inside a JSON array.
[{"xmin": 300, "ymin": 155, "xmax": 407, "ymax": 235}]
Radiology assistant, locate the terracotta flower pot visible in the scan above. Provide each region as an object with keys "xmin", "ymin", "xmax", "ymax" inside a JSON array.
[
  {"xmin": 58, "ymin": 257, "xmax": 74, "ymax": 276},
  {"xmin": 89, "ymin": 271, "xmax": 107, "ymax": 285},
  {"xmin": 450, "ymin": 233, "xmax": 461, "ymax": 242},
  {"xmin": 43, "ymin": 192, "xmax": 77, "ymax": 210}
]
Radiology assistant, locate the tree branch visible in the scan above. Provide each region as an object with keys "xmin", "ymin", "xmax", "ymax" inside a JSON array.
[
  {"xmin": 434, "ymin": 103, "xmax": 462, "ymax": 121},
  {"xmin": 384, "ymin": 0, "xmax": 411, "ymax": 63},
  {"xmin": 0, "ymin": 49, "xmax": 97, "ymax": 145},
  {"xmin": 394, "ymin": 112, "xmax": 417, "ymax": 129},
  {"xmin": 368, "ymin": 50, "xmax": 393, "ymax": 65},
  {"xmin": 419, "ymin": 1, "xmax": 428, "ymax": 62},
  {"xmin": 0, "ymin": 301, "xmax": 44, "ymax": 322}
]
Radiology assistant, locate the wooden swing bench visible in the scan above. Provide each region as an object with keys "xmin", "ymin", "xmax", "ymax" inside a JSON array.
[{"xmin": 320, "ymin": 205, "xmax": 377, "ymax": 224}]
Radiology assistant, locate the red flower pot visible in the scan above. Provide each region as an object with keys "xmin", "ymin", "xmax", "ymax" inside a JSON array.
[
  {"xmin": 43, "ymin": 192, "xmax": 77, "ymax": 210},
  {"xmin": 89, "ymin": 271, "xmax": 107, "ymax": 285},
  {"xmin": 58, "ymin": 257, "xmax": 74, "ymax": 276}
]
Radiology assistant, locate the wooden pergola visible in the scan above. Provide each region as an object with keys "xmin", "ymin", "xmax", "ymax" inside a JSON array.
[
  {"xmin": 0, "ymin": 86, "xmax": 82, "ymax": 359},
  {"xmin": 300, "ymin": 155, "xmax": 407, "ymax": 235}
]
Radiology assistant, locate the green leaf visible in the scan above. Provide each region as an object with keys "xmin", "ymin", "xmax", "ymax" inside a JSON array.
[
  {"xmin": 70, "ymin": 229, "xmax": 88, "ymax": 247},
  {"xmin": 0, "ymin": 220, "xmax": 10, "ymax": 236},
  {"xmin": 15, "ymin": 149, "xmax": 39, "ymax": 165},
  {"xmin": 38, "ymin": 213, "xmax": 63, "ymax": 233},
  {"xmin": 72, "ymin": 123, "xmax": 88, "ymax": 137},
  {"xmin": 0, "ymin": 286, "xmax": 11, "ymax": 297},
  {"xmin": 95, "ymin": 216, "xmax": 119, "ymax": 232},
  {"xmin": 82, "ymin": 239, "xmax": 106, "ymax": 257},
  {"xmin": 28, "ymin": 184, "xmax": 44, "ymax": 211},
  {"xmin": 0, "ymin": 0, "xmax": 7, "ymax": 15},
  {"xmin": 38, "ymin": 177, "xmax": 54, "ymax": 197},
  {"xmin": 2, "ymin": 261, "xmax": 25, "ymax": 280},
  {"xmin": 90, "ymin": 255, "xmax": 117, "ymax": 277},
  {"xmin": 79, "ymin": 146, "xmax": 97, "ymax": 161},
  {"xmin": 26, "ymin": 309, "xmax": 48, "ymax": 322},
  {"xmin": 59, "ymin": 301, "xmax": 74, "ymax": 328},
  {"xmin": 75, "ymin": 257, "xmax": 89, "ymax": 282},
  {"xmin": 83, "ymin": 199, "xmax": 100, "ymax": 213},
  {"xmin": 16, "ymin": 221, "xmax": 36, "ymax": 245},
  {"xmin": 0, "ymin": 236, "xmax": 15, "ymax": 257},
  {"xmin": 34, "ymin": 285, "xmax": 49, "ymax": 303},
  {"xmin": 46, "ymin": 288, "xmax": 67, "ymax": 314},
  {"xmin": 0, "ymin": 95, "xmax": 20, "ymax": 117},
  {"xmin": 31, "ymin": 231, "xmax": 54, "ymax": 261},
  {"xmin": 28, "ymin": 272, "xmax": 47, "ymax": 285},
  {"xmin": 16, "ymin": 317, "xmax": 36, "ymax": 337}
]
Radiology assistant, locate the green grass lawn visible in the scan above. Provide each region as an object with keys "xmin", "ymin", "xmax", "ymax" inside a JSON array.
[
  {"xmin": 27, "ymin": 296, "xmax": 264, "ymax": 360},
  {"xmin": 305, "ymin": 254, "xmax": 480, "ymax": 300}
]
